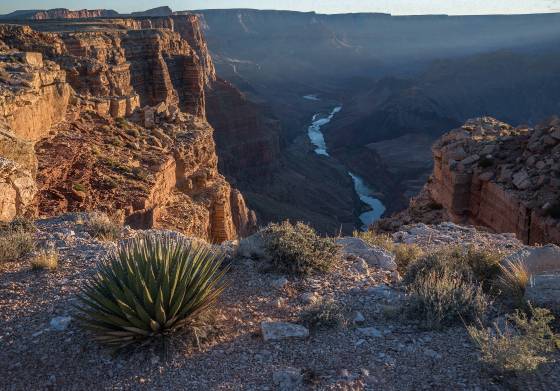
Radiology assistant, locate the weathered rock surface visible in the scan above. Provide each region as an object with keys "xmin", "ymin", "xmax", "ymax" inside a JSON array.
[
  {"xmin": 0, "ymin": 16, "xmax": 256, "ymax": 242},
  {"xmin": 0, "ymin": 157, "xmax": 36, "ymax": 221},
  {"xmin": 423, "ymin": 117, "xmax": 560, "ymax": 244},
  {"xmin": 260, "ymin": 322, "xmax": 309, "ymax": 342},
  {"xmin": 504, "ymin": 244, "xmax": 560, "ymax": 274},
  {"xmin": 336, "ymin": 237, "xmax": 397, "ymax": 271},
  {"xmin": 525, "ymin": 273, "xmax": 560, "ymax": 313}
]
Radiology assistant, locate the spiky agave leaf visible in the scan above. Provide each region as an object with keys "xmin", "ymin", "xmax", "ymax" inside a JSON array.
[{"xmin": 75, "ymin": 232, "xmax": 228, "ymax": 348}]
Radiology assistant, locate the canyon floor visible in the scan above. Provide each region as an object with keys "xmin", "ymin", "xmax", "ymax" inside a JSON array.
[{"xmin": 1, "ymin": 215, "xmax": 558, "ymax": 390}]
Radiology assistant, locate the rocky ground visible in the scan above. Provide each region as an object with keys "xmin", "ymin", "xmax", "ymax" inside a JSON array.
[{"xmin": 1, "ymin": 215, "xmax": 559, "ymax": 390}]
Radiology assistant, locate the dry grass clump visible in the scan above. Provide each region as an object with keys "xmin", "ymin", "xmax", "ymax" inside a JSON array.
[
  {"xmin": 407, "ymin": 269, "xmax": 489, "ymax": 329},
  {"xmin": 0, "ymin": 217, "xmax": 35, "ymax": 263},
  {"xmin": 86, "ymin": 211, "xmax": 122, "ymax": 241},
  {"xmin": 353, "ymin": 230, "xmax": 394, "ymax": 252},
  {"xmin": 262, "ymin": 221, "xmax": 340, "ymax": 275},
  {"xmin": 497, "ymin": 260, "xmax": 530, "ymax": 302},
  {"xmin": 30, "ymin": 248, "xmax": 59, "ymax": 271},
  {"xmin": 404, "ymin": 245, "xmax": 504, "ymax": 289},
  {"xmin": 300, "ymin": 299, "xmax": 348, "ymax": 330},
  {"xmin": 353, "ymin": 230, "xmax": 423, "ymax": 274},
  {"xmin": 468, "ymin": 306, "xmax": 559, "ymax": 373},
  {"xmin": 394, "ymin": 243, "xmax": 424, "ymax": 275}
]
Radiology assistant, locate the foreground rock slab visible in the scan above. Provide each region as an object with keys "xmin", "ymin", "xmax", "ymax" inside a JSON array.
[
  {"xmin": 336, "ymin": 237, "xmax": 397, "ymax": 271},
  {"xmin": 504, "ymin": 244, "xmax": 560, "ymax": 274},
  {"xmin": 261, "ymin": 322, "xmax": 309, "ymax": 342}
]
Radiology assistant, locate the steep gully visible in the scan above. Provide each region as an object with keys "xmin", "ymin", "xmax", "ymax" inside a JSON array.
[{"xmin": 305, "ymin": 97, "xmax": 386, "ymax": 229}]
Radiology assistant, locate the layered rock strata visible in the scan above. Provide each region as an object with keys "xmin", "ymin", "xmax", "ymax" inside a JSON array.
[
  {"xmin": 0, "ymin": 16, "xmax": 256, "ymax": 242},
  {"xmin": 426, "ymin": 117, "xmax": 560, "ymax": 244}
]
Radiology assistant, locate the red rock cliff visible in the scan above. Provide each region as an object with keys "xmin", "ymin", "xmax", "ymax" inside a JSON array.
[
  {"xmin": 0, "ymin": 16, "xmax": 256, "ymax": 242},
  {"xmin": 426, "ymin": 117, "xmax": 560, "ymax": 244}
]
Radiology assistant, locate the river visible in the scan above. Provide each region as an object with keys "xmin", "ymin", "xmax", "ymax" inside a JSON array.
[{"xmin": 306, "ymin": 103, "xmax": 386, "ymax": 229}]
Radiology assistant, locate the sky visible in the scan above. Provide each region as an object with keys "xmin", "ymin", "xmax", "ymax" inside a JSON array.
[{"xmin": 1, "ymin": 0, "xmax": 560, "ymax": 15}]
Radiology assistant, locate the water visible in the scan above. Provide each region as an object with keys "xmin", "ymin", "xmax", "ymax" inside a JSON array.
[
  {"xmin": 307, "ymin": 106, "xmax": 342, "ymax": 156},
  {"xmin": 303, "ymin": 94, "xmax": 321, "ymax": 101},
  {"xmin": 306, "ymin": 103, "xmax": 386, "ymax": 228},
  {"xmin": 349, "ymin": 172, "xmax": 387, "ymax": 229}
]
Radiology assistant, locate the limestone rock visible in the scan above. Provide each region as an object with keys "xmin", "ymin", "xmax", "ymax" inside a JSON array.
[
  {"xmin": 0, "ymin": 157, "xmax": 36, "ymax": 221},
  {"xmin": 503, "ymin": 244, "xmax": 560, "ymax": 274},
  {"xmin": 272, "ymin": 368, "xmax": 303, "ymax": 391},
  {"xmin": 525, "ymin": 273, "xmax": 560, "ymax": 313},
  {"xmin": 423, "ymin": 116, "xmax": 560, "ymax": 244},
  {"xmin": 261, "ymin": 322, "xmax": 309, "ymax": 342},
  {"xmin": 49, "ymin": 316, "xmax": 72, "ymax": 331},
  {"xmin": 336, "ymin": 237, "xmax": 397, "ymax": 271}
]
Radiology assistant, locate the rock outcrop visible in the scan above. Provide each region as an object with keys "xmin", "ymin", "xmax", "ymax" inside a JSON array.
[
  {"xmin": 0, "ymin": 15, "xmax": 256, "ymax": 242},
  {"xmin": 425, "ymin": 117, "xmax": 560, "ymax": 244}
]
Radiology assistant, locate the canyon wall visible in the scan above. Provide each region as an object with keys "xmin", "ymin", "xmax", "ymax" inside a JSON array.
[
  {"xmin": 426, "ymin": 117, "xmax": 560, "ymax": 244},
  {"xmin": 0, "ymin": 16, "xmax": 256, "ymax": 242}
]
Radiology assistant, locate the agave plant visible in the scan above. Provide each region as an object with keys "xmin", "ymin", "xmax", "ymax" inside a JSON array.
[{"xmin": 76, "ymin": 233, "xmax": 228, "ymax": 348}]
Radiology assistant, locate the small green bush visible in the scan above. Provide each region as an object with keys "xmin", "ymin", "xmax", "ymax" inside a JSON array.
[
  {"xmin": 76, "ymin": 233, "xmax": 228, "ymax": 349},
  {"xmin": 407, "ymin": 269, "xmax": 489, "ymax": 329},
  {"xmin": 263, "ymin": 221, "xmax": 340, "ymax": 275},
  {"xmin": 300, "ymin": 299, "xmax": 348, "ymax": 330},
  {"xmin": 86, "ymin": 212, "xmax": 121, "ymax": 241},
  {"xmin": 468, "ymin": 306, "xmax": 559, "ymax": 373}
]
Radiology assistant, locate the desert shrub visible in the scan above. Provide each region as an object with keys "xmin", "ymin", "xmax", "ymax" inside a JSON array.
[
  {"xmin": 497, "ymin": 260, "xmax": 530, "ymax": 302},
  {"xmin": 468, "ymin": 306, "xmax": 559, "ymax": 373},
  {"xmin": 394, "ymin": 243, "xmax": 424, "ymax": 275},
  {"xmin": 31, "ymin": 248, "xmax": 59, "ymax": 271},
  {"xmin": 262, "ymin": 221, "xmax": 340, "ymax": 275},
  {"xmin": 404, "ymin": 246, "xmax": 504, "ymax": 288},
  {"xmin": 0, "ymin": 219, "xmax": 35, "ymax": 263},
  {"xmin": 353, "ymin": 230, "xmax": 394, "ymax": 252},
  {"xmin": 407, "ymin": 269, "xmax": 489, "ymax": 329},
  {"xmin": 464, "ymin": 246, "xmax": 505, "ymax": 284},
  {"xmin": 86, "ymin": 212, "xmax": 121, "ymax": 241},
  {"xmin": 300, "ymin": 299, "xmax": 348, "ymax": 330},
  {"xmin": 76, "ymin": 233, "xmax": 227, "ymax": 349}
]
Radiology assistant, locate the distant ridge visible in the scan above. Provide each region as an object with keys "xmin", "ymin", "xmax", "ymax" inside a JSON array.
[{"xmin": 0, "ymin": 8, "xmax": 119, "ymax": 20}]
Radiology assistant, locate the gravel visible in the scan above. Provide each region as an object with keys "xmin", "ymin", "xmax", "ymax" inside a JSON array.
[{"xmin": 0, "ymin": 215, "xmax": 558, "ymax": 390}]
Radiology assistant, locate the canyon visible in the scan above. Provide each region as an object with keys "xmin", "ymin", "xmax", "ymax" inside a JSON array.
[
  {"xmin": 0, "ymin": 15, "xmax": 257, "ymax": 242},
  {"xmin": 0, "ymin": 7, "xmax": 559, "ymax": 244}
]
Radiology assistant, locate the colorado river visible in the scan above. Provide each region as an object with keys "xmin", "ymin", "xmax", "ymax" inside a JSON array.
[{"xmin": 306, "ymin": 104, "xmax": 386, "ymax": 229}]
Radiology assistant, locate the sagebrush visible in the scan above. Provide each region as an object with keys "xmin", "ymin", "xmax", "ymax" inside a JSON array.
[
  {"xmin": 262, "ymin": 221, "xmax": 340, "ymax": 275},
  {"xmin": 300, "ymin": 299, "xmax": 348, "ymax": 330},
  {"xmin": 407, "ymin": 269, "xmax": 489, "ymax": 329},
  {"xmin": 0, "ymin": 218, "xmax": 35, "ymax": 263},
  {"xmin": 86, "ymin": 211, "xmax": 121, "ymax": 241},
  {"xmin": 468, "ymin": 306, "xmax": 559, "ymax": 373}
]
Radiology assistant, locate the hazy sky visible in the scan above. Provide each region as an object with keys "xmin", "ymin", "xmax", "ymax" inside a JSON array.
[{"xmin": 1, "ymin": 0, "xmax": 560, "ymax": 15}]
